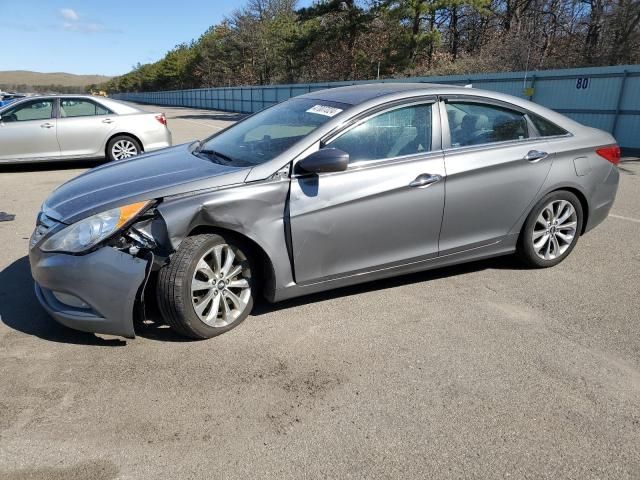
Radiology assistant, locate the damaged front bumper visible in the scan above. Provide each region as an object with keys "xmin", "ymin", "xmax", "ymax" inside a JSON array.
[{"xmin": 29, "ymin": 246, "xmax": 150, "ymax": 338}]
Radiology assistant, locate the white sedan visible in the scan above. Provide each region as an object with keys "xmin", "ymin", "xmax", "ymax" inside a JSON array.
[{"xmin": 0, "ymin": 95, "xmax": 172, "ymax": 163}]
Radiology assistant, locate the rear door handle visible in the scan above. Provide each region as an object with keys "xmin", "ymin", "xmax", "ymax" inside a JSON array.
[
  {"xmin": 409, "ymin": 173, "xmax": 442, "ymax": 188},
  {"xmin": 102, "ymin": 118, "xmax": 115, "ymax": 124},
  {"xmin": 524, "ymin": 150, "xmax": 548, "ymax": 162},
  {"xmin": 40, "ymin": 122, "xmax": 54, "ymax": 129}
]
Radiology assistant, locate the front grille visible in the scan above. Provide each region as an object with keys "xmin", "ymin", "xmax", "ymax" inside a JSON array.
[{"xmin": 30, "ymin": 212, "xmax": 60, "ymax": 249}]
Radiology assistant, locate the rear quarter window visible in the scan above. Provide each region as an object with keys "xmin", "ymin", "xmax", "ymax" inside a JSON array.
[{"xmin": 529, "ymin": 113, "xmax": 568, "ymax": 137}]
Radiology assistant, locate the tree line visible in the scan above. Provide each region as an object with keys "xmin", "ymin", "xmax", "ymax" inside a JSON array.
[
  {"xmin": 0, "ymin": 84, "xmax": 86, "ymax": 94},
  {"xmin": 103, "ymin": 0, "xmax": 640, "ymax": 93}
]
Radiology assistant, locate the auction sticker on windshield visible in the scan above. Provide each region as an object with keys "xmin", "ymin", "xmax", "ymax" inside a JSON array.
[{"xmin": 306, "ymin": 105, "xmax": 343, "ymax": 117}]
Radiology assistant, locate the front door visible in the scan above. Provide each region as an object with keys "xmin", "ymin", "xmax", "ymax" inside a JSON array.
[
  {"xmin": 0, "ymin": 99, "xmax": 59, "ymax": 161},
  {"xmin": 289, "ymin": 101, "xmax": 446, "ymax": 285}
]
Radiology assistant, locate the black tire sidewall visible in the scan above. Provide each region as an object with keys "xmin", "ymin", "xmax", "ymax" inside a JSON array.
[
  {"xmin": 177, "ymin": 235, "xmax": 255, "ymax": 339},
  {"xmin": 519, "ymin": 191, "xmax": 584, "ymax": 268},
  {"xmin": 106, "ymin": 135, "xmax": 142, "ymax": 161}
]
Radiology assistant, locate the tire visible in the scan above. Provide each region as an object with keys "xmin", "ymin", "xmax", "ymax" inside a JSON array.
[
  {"xmin": 517, "ymin": 190, "xmax": 583, "ymax": 268},
  {"xmin": 106, "ymin": 135, "xmax": 142, "ymax": 161},
  {"xmin": 156, "ymin": 234, "xmax": 255, "ymax": 339}
]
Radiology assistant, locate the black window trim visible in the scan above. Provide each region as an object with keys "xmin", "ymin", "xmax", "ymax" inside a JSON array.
[{"xmin": 524, "ymin": 113, "xmax": 542, "ymax": 137}]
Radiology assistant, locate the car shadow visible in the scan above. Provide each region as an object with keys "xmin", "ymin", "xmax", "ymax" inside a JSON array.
[
  {"xmin": 251, "ymin": 254, "xmax": 526, "ymax": 316},
  {"xmin": 0, "ymin": 159, "xmax": 104, "ymax": 173},
  {"xmin": 619, "ymin": 157, "xmax": 639, "ymax": 175},
  {"xmin": 134, "ymin": 255, "xmax": 525, "ymax": 342},
  {"xmin": 134, "ymin": 320, "xmax": 197, "ymax": 342},
  {"xmin": 0, "ymin": 256, "xmax": 126, "ymax": 346},
  {"xmin": 1, "ymin": 253, "xmax": 526, "ymax": 345}
]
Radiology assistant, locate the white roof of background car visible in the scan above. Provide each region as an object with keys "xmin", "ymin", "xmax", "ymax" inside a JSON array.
[{"xmin": 91, "ymin": 96, "xmax": 143, "ymax": 115}]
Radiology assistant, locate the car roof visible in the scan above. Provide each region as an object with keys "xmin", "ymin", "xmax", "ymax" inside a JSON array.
[
  {"xmin": 298, "ymin": 82, "xmax": 468, "ymax": 105},
  {"xmin": 2, "ymin": 94, "xmax": 102, "ymax": 103},
  {"xmin": 30, "ymin": 94, "xmax": 100, "ymax": 99},
  {"xmin": 295, "ymin": 82, "xmax": 586, "ymax": 131},
  {"xmin": 0, "ymin": 94, "xmax": 143, "ymax": 115}
]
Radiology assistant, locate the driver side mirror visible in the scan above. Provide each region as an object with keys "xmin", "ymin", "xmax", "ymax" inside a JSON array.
[{"xmin": 296, "ymin": 148, "xmax": 349, "ymax": 174}]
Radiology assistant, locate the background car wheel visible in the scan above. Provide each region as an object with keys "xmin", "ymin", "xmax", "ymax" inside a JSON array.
[
  {"xmin": 156, "ymin": 234, "xmax": 255, "ymax": 339},
  {"xmin": 107, "ymin": 135, "xmax": 142, "ymax": 161},
  {"xmin": 517, "ymin": 190, "xmax": 583, "ymax": 268}
]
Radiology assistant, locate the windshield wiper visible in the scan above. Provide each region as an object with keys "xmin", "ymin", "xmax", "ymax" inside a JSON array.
[{"xmin": 196, "ymin": 147, "xmax": 235, "ymax": 164}]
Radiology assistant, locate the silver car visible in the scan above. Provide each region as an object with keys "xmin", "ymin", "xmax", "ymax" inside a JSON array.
[
  {"xmin": 0, "ymin": 95, "xmax": 171, "ymax": 163},
  {"xmin": 29, "ymin": 84, "xmax": 620, "ymax": 339}
]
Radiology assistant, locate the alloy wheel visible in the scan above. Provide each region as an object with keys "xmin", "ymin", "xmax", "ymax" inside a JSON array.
[
  {"xmin": 532, "ymin": 199, "xmax": 578, "ymax": 260},
  {"xmin": 111, "ymin": 139, "xmax": 138, "ymax": 160},
  {"xmin": 191, "ymin": 244, "xmax": 251, "ymax": 327}
]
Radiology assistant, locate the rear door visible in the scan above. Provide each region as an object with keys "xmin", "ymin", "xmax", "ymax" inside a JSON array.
[
  {"xmin": 439, "ymin": 97, "xmax": 553, "ymax": 254},
  {"xmin": 0, "ymin": 99, "xmax": 59, "ymax": 161},
  {"xmin": 56, "ymin": 98, "xmax": 117, "ymax": 157},
  {"xmin": 289, "ymin": 99, "xmax": 446, "ymax": 285}
]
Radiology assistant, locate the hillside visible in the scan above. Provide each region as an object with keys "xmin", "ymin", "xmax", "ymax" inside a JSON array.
[{"xmin": 0, "ymin": 70, "xmax": 112, "ymax": 87}]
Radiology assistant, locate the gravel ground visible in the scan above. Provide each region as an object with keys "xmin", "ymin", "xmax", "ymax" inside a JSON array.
[{"xmin": 0, "ymin": 103, "xmax": 639, "ymax": 479}]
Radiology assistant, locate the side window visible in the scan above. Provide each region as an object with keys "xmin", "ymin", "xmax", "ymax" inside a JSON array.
[
  {"xmin": 529, "ymin": 113, "xmax": 568, "ymax": 137},
  {"xmin": 328, "ymin": 104, "xmax": 432, "ymax": 162},
  {"xmin": 96, "ymin": 103, "xmax": 111, "ymax": 115},
  {"xmin": 446, "ymin": 102, "xmax": 528, "ymax": 147},
  {"xmin": 60, "ymin": 99, "xmax": 111, "ymax": 118},
  {"xmin": 1, "ymin": 100, "xmax": 54, "ymax": 122}
]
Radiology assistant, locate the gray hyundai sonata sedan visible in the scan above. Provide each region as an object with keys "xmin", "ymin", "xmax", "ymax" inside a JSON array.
[{"xmin": 29, "ymin": 83, "xmax": 620, "ymax": 339}]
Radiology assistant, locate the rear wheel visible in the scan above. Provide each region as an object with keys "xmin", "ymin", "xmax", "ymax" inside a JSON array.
[
  {"xmin": 107, "ymin": 135, "xmax": 141, "ymax": 161},
  {"xmin": 518, "ymin": 191, "xmax": 583, "ymax": 268},
  {"xmin": 156, "ymin": 234, "xmax": 255, "ymax": 339}
]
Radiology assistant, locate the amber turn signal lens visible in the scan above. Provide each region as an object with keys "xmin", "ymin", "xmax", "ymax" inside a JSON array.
[{"xmin": 116, "ymin": 201, "xmax": 151, "ymax": 229}]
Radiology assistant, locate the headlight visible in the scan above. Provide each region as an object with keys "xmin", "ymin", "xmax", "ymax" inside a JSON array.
[{"xmin": 40, "ymin": 201, "xmax": 150, "ymax": 253}]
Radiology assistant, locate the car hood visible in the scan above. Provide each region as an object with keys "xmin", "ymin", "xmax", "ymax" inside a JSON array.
[{"xmin": 43, "ymin": 143, "xmax": 251, "ymax": 223}]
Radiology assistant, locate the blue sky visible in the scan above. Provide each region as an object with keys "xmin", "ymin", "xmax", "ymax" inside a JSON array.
[{"xmin": 0, "ymin": 0, "xmax": 311, "ymax": 76}]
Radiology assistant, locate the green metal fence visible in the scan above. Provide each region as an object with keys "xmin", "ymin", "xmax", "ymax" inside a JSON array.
[{"xmin": 113, "ymin": 64, "xmax": 640, "ymax": 153}]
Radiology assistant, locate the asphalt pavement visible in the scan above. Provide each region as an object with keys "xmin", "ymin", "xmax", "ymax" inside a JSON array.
[{"xmin": 0, "ymin": 103, "xmax": 639, "ymax": 479}]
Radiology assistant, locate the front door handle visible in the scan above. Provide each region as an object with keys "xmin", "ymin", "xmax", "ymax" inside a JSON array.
[
  {"xmin": 102, "ymin": 118, "xmax": 115, "ymax": 124},
  {"xmin": 40, "ymin": 122, "xmax": 54, "ymax": 129},
  {"xmin": 524, "ymin": 150, "xmax": 548, "ymax": 162},
  {"xmin": 409, "ymin": 173, "xmax": 442, "ymax": 188}
]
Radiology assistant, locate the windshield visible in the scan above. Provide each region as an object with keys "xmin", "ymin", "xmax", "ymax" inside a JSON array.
[{"xmin": 198, "ymin": 98, "xmax": 350, "ymax": 166}]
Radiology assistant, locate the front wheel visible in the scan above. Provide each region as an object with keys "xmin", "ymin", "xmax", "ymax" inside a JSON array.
[
  {"xmin": 517, "ymin": 191, "xmax": 583, "ymax": 268},
  {"xmin": 107, "ymin": 135, "xmax": 142, "ymax": 161},
  {"xmin": 156, "ymin": 234, "xmax": 255, "ymax": 339}
]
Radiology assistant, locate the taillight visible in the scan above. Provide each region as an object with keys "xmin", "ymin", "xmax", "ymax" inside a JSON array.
[
  {"xmin": 155, "ymin": 113, "xmax": 167, "ymax": 126},
  {"xmin": 596, "ymin": 145, "xmax": 620, "ymax": 165}
]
